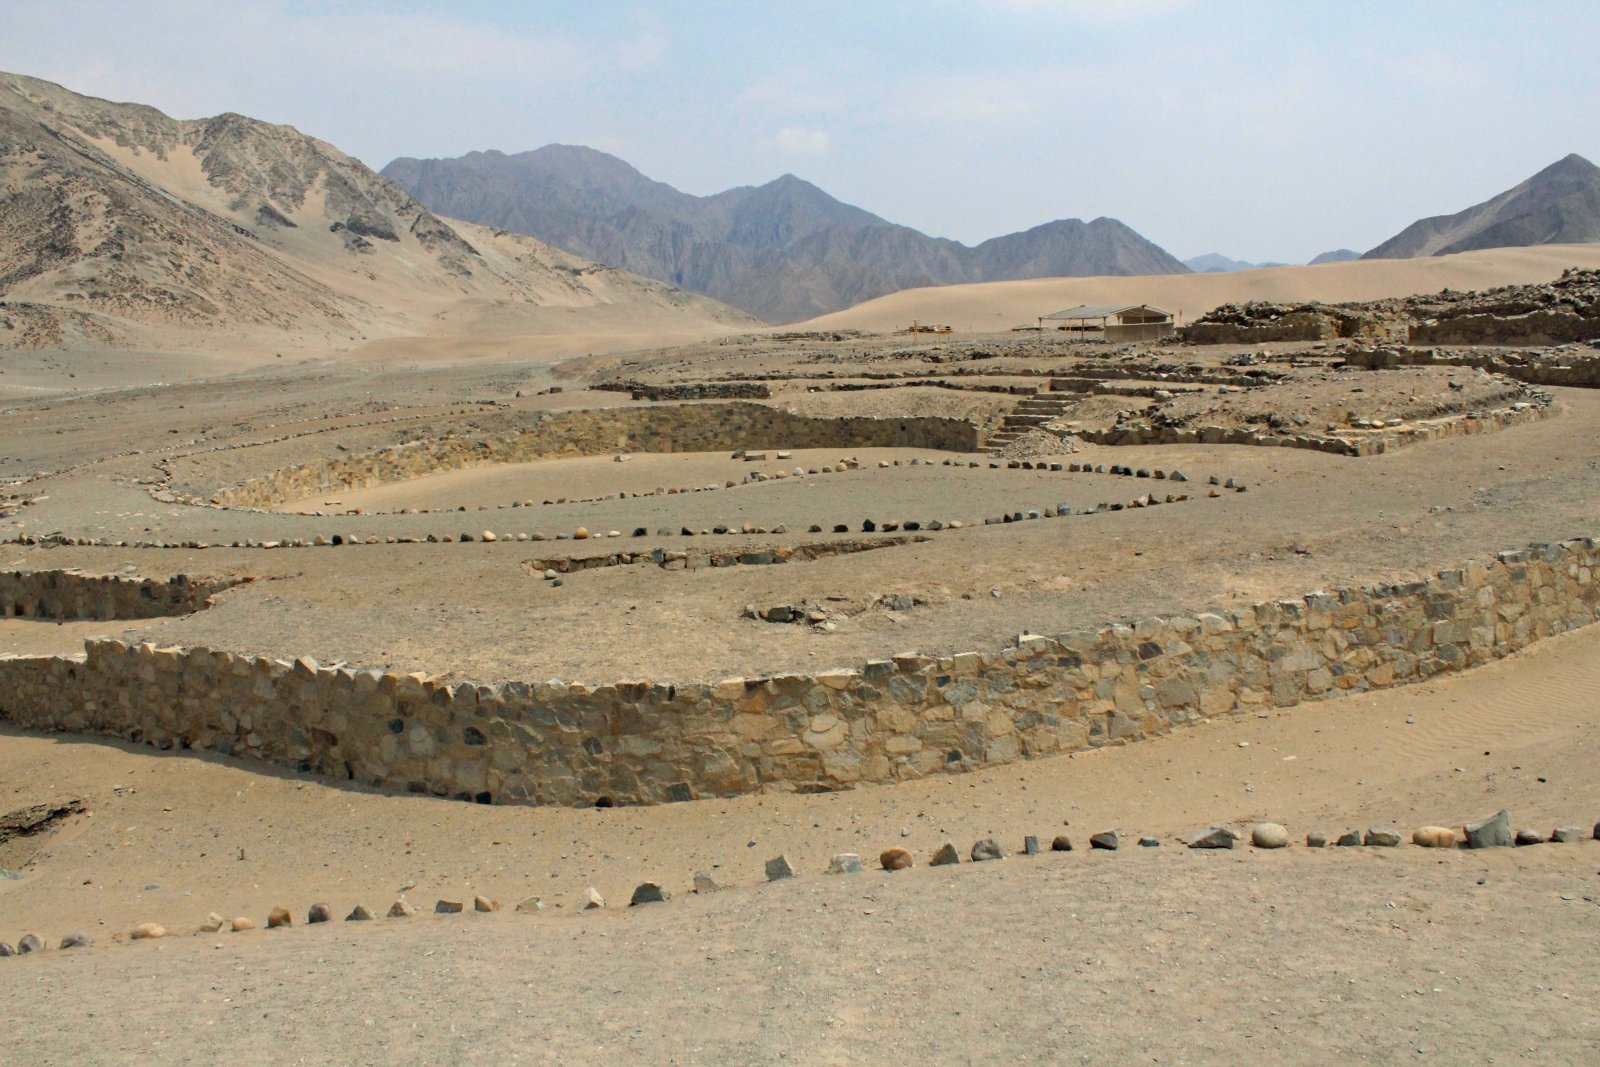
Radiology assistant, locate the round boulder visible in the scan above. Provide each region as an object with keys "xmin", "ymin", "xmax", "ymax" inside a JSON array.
[
  {"xmin": 1251, "ymin": 823, "xmax": 1289, "ymax": 849},
  {"xmin": 1413, "ymin": 826, "xmax": 1458, "ymax": 848},
  {"xmin": 880, "ymin": 847, "xmax": 914, "ymax": 871}
]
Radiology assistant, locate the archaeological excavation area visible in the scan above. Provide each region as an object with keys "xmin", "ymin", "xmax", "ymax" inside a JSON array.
[{"xmin": 4, "ymin": 270, "xmax": 1600, "ymax": 808}]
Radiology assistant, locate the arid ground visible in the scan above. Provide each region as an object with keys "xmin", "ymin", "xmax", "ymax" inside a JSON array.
[{"xmin": 3, "ymin": 254, "xmax": 1600, "ymax": 1065}]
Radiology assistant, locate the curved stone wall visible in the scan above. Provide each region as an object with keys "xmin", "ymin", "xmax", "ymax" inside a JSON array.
[
  {"xmin": 204, "ymin": 404, "xmax": 981, "ymax": 510},
  {"xmin": 1, "ymin": 538, "xmax": 1595, "ymax": 806},
  {"xmin": 0, "ymin": 570, "xmax": 239, "ymax": 620}
]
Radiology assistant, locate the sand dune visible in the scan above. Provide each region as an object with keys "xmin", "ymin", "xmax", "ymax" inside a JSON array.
[{"xmin": 802, "ymin": 244, "xmax": 1600, "ymax": 333}]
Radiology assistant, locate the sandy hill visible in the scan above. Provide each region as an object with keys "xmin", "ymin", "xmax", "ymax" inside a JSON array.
[
  {"xmin": 0, "ymin": 73, "xmax": 750, "ymax": 358},
  {"xmin": 800, "ymin": 244, "xmax": 1600, "ymax": 333},
  {"xmin": 382, "ymin": 145, "xmax": 1189, "ymax": 323},
  {"xmin": 1366, "ymin": 154, "xmax": 1600, "ymax": 259}
]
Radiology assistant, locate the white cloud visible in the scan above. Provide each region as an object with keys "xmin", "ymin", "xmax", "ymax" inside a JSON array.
[{"xmin": 773, "ymin": 126, "xmax": 831, "ymax": 156}]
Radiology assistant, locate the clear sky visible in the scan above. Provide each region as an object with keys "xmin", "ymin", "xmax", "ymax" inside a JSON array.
[{"xmin": 4, "ymin": 1, "xmax": 1597, "ymax": 263}]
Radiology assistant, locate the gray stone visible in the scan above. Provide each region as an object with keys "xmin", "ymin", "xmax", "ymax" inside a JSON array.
[
  {"xmin": 929, "ymin": 843, "xmax": 961, "ymax": 866},
  {"xmin": 1089, "ymin": 830, "xmax": 1120, "ymax": 851},
  {"xmin": 970, "ymin": 838, "xmax": 1007, "ymax": 862},
  {"xmin": 387, "ymin": 899, "xmax": 416, "ymax": 918},
  {"xmin": 826, "ymin": 853, "xmax": 864, "ymax": 875},
  {"xmin": 514, "ymin": 896, "xmax": 547, "ymax": 913},
  {"xmin": 765, "ymin": 855, "xmax": 796, "ymax": 881},
  {"xmin": 1552, "ymin": 827, "xmax": 1584, "ymax": 844},
  {"xmin": 1364, "ymin": 826, "xmax": 1402, "ymax": 847},
  {"xmin": 1023, "ymin": 835, "xmax": 1040, "ymax": 856},
  {"xmin": 435, "ymin": 899, "xmax": 464, "ymax": 914},
  {"xmin": 345, "ymin": 904, "xmax": 376, "ymax": 921},
  {"xmin": 1305, "ymin": 831, "xmax": 1328, "ymax": 848},
  {"xmin": 629, "ymin": 882, "xmax": 670, "ymax": 906},
  {"xmin": 1466, "ymin": 809, "xmax": 1514, "ymax": 849},
  {"xmin": 1336, "ymin": 830, "xmax": 1363, "ymax": 847},
  {"xmin": 1514, "ymin": 828, "xmax": 1545, "ymax": 846},
  {"xmin": 17, "ymin": 934, "xmax": 43, "ymax": 954},
  {"xmin": 307, "ymin": 902, "xmax": 332, "ymax": 924},
  {"xmin": 692, "ymin": 871, "xmax": 721, "ymax": 893},
  {"xmin": 1186, "ymin": 827, "xmax": 1236, "ymax": 849},
  {"xmin": 58, "ymin": 932, "xmax": 92, "ymax": 950},
  {"xmin": 1252, "ymin": 823, "xmax": 1289, "ymax": 849},
  {"xmin": 0, "ymin": 942, "xmax": 12, "ymax": 957}
]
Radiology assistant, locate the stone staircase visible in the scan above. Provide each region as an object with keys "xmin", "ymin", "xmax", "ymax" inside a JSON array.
[{"xmin": 985, "ymin": 390, "xmax": 1077, "ymax": 449}]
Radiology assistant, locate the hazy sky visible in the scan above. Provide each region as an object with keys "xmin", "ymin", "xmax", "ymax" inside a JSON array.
[{"xmin": 4, "ymin": 1, "xmax": 1597, "ymax": 262}]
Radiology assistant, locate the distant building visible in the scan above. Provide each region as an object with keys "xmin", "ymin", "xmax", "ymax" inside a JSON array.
[{"xmin": 1039, "ymin": 304, "xmax": 1175, "ymax": 342}]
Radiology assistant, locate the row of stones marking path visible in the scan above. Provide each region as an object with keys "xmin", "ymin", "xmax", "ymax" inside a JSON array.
[{"xmin": 3, "ymin": 809, "xmax": 1593, "ymax": 959}]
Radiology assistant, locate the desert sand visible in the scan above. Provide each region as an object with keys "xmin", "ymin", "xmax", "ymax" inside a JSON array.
[{"xmin": 803, "ymin": 244, "xmax": 1600, "ymax": 333}]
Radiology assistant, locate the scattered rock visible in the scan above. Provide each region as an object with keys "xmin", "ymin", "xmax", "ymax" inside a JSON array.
[
  {"xmin": 346, "ymin": 904, "xmax": 376, "ymax": 921},
  {"xmin": 1364, "ymin": 826, "xmax": 1402, "ymax": 847},
  {"xmin": 826, "ymin": 853, "xmax": 864, "ymax": 875},
  {"xmin": 514, "ymin": 896, "xmax": 547, "ymax": 913},
  {"xmin": 230, "ymin": 917, "xmax": 256, "ymax": 932},
  {"xmin": 692, "ymin": 872, "xmax": 721, "ymax": 894},
  {"xmin": 1138, "ymin": 836, "xmax": 1161, "ymax": 848},
  {"xmin": 1413, "ymin": 826, "xmax": 1458, "ymax": 848},
  {"xmin": 1552, "ymin": 826, "xmax": 1584, "ymax": 844},
  {"xmin": 1089, "ymin": 830, "xmax": 1120, "ymax": 851},
  {"xmin": 765, "ymin": 855, "xmax": 796, "ymax": 881},
  {"xmin": 267, "ymin": 906, "xmax": 292, "ymax": 928},
  {"xmin": 629, "ymin": 882, "xmax": 670, "ymax": 906},
  {"xmin": 387, "ymin": 900, "xmax": 416, "ymax": 918},
  {"xmin": 1023, "ymin": 835, "xmax": 1040, "ymax": 856},
  {"xmin": 1251, "ymin": 823, "xmax": 1289, "ymax": 849},
  {"xmin": 1336, "ymin": 830, "xmax": 1363, "ymax": 847},
  {"xmin": 0, "ymin": 943, "xmax": 11, "ymax": 957},
  {"xmin": 201, "ymin": 912, "xmax": 227, "ymax": 933},
  {"xmin": 1186, "ymin": 827, "xmax": 1235, "ymax": 850},
  {"xmin": 58, "ymin": 932, "xmax": 92, "ymax": 950},
  {"xmin": 1050, "ymin": 835, "xmax": 1073, "ymax": 852},
  {"xmin": 474, "ymin": 895, "xmax": 499, "ymax": 913},
  {"xmin": 1305, "ymin": 831, "xmax": 1328, "ymax": 848},
  {"xmin": 307, "ymin": 903, "xmax": 332, "ymax": 924},
  {"xmin": 1514, "ymin": 828, "xmax": 1545, "ymax": 846},
  {"xmin": 129, "ymin": 924, "xmax": 164, "ymax": 941},
  {"xmin": 581, "ymin": 887, "xmax": 605, "ymax": 910},
  {"xmin": 1466, "ymin": 809, "xmax": 1513, "ymax": 849},
  {"xmin": 970, "ymin": 838, "xmax": 1007, "ymax": 861},
  {"xmin": 880, "ymin": 847, "xmax": 914, "ymax": 871},
  {"xmin": 435, "ymin": 899, "xmax": 464, "ymax": 914},
  {"xmin": 929, "ymin": 843, "xmax": 961, "ymax": 866}
]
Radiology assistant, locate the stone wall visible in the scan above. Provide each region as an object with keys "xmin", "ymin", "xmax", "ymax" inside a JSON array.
[
  {"xmin": 1411, "ymin": 309, "xmax": 1600, "ymax": 346},
  {"xmin": 0, "ymin": 570, "xmax": 238, "ymax": 621},
  {"xmin": 1343, "ymin": 346, "xmax": 1600, "ymax": 388},
  {"xmin": 1076, "ymin": 399, "xmax": 1551, "ymax": 457},
  {"xmin": 207, "ymin": 404, "xmax": 980, "ymax": 510},
  {"xmin": 2, "ymin": 537, "xmax": 1597, "ymax": 807}
]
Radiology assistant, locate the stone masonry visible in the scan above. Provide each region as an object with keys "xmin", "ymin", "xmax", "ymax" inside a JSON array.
[{"xmin": 0, "ymin": 538, "xmax": 1595, "ymax": 807}]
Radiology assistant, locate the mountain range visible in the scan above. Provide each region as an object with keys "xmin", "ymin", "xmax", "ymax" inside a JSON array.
[
  {"xmin": 1365, "ymin": 153, "xmax": 1600, "ymax": 259},
  {"xmin": 0, "ymin": 72, "xmax": 746, "ymax": 353},
  {"xmin": 381, "ymin": 147, "xmax": 1190, "ymax": 323}
]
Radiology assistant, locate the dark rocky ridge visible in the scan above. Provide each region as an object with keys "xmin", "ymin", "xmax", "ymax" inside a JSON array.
[
  {"xmin": 382, "ymin": 145, "xmax": 1190, "ymax": 323},
  {"xmin": 1365, "ymin": 154, "xmax": 1600, "ymax": 260}
]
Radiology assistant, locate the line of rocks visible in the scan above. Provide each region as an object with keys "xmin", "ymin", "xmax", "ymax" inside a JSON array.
[
  {"xmin": 15, "ymin": 456, "xmax": 1241, "ymax": 553},
  {"xmin": 6, "ymin": 810, "xmax": 1592, "ymax": 959}
]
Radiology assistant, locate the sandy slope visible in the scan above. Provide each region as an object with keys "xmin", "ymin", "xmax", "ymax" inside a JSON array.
[{"xmin": 803, "ymin": 244, "xmax": 1600, "ymax": 333}]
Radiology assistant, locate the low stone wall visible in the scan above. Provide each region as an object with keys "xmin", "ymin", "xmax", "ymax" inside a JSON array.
[
  {"xmin": 1076, "ymin": 399, "xmax": 1551, "ymax": 457},
  {"xmin": 208, "ymin": 404, "xmax": 980, "ymax": 510},
  {"xmin": 1181, "ymin": 309, "xmax": 1408, "ymax": 345},
  {"xmin": 1411, "ymin": 309, "xmax": 1600, "ymax": 346},
  {"xmin": 1, "ymin": 537, "xmax": 1597, "ymax": 807},
  {"xmin": 1343, "ymin": 346, "xmax": 1600, "ymax": 388},
  {"xmin": 0, "ymin": 570, "xmax": 238, "ymax": 621}
]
